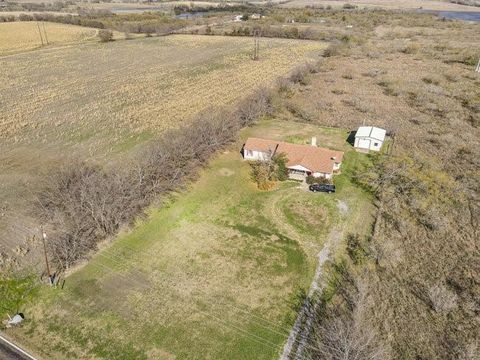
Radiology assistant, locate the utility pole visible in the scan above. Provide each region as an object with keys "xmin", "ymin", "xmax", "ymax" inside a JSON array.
[
  {"xmin": 42, "ymin": 22, "xmax": 49, "ymax": 45},
  {"xmin": 41, "ymin": 226, "xmax": 52, "ymax": 285},
  {"xmin": 252, "ymin": 29, "xmax": 260, "ymax": 60},
  {"xmin": 36, "ymin": 21, "xmax": 44, "ymax": 46}
]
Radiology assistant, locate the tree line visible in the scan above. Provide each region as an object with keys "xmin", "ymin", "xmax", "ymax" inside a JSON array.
[{"xmin": 35, "ymin": 88, "xmax": 275, "ymax": 270}]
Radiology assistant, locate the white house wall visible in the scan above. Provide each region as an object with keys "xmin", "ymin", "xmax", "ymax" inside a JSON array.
[
  {"xmin": 354, "ymin": 137, "xmax": 383, "ymax": 152},
  {"xmin": 313, "ymin": 172, "xmax": 332, "ymax": 179},
  {"xmin": 244, "ymin": 149, "xmax": 271, "ymax": 161}
]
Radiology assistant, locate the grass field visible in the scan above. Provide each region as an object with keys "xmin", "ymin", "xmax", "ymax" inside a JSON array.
[
  {"xmin": 0, "ymin": 34, "xmax": 324, "ymax": 258},
  {"xmin": 0, "ymin": 22, "xmax": 101, "ymax": 56},
  {"xmin": 7, "ymin": 118, "xmax": 373, "ymax": 359}
]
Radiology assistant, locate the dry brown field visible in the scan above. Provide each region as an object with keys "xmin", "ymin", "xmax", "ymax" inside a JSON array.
[
  {"xmin": 279, "ymin": 0, "xmax": 480, "ymax": 11},
  {"xmin": 0, "ymin": 21, "xmax": 101, "ymax": 55}
]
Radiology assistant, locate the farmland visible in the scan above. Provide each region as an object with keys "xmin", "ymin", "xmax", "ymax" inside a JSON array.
[
  {"xmin": 7, "ymin": 119, "xmax": 373, "ymax": 359},
  {"xmin": 0, "ymin": 22, "xmax": 99, "ymax": 56},
  {"xmin": 0, "ymin": 34, "xmax": 324, "ymax": 261}
]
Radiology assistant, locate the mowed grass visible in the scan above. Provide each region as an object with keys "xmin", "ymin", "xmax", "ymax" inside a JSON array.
[
  {"xmin": 0, "ymin": 21, "xmax": 100, "ymax": 56},
  {"xmin": 10, "ymin": 119, "xmax": 373, "ymax": 359},
  {"xmin": 0, "ymin": 34, "xmax": 325, "ymax": 254}
]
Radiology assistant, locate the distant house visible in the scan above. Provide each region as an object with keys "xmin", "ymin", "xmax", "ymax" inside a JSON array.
[
  {"xmin": 250, "ymin": 13, "xmax": 263, "ymax": 20},
  {"xmin": 354, "ymin": 126, "xmax": 386, "ymax": 152},
  {"xmin": 243, "ymin": 137, "xmax": 344, "ymax": 179}
]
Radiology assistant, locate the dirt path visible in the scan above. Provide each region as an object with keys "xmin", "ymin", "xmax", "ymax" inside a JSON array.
[
  {"xmin": 280, "ymin": 200, "xmax": 347, "ymax": 360},
  {"xmin": 279, "ymin": 227, "xmax": 343, "ymax": 360}
]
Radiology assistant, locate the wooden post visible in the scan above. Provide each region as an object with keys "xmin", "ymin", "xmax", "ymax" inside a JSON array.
[{"xmin": 41, "ymin": 227, "xmax": 52, "ymax": 285}]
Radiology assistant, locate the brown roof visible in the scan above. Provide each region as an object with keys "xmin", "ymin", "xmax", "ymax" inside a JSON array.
[{"xmin": 244, "ymin": 137, "xmax": 344, "ymax": 174}]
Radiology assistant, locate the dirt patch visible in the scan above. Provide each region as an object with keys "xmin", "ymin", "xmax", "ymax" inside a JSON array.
[
  {"xmin": 218, "ymin": 167, "xmax": 234, "ymax": 176},
  {"xmin": 337, "ymin": 200, "xmax": 349, "ymax": 216}
]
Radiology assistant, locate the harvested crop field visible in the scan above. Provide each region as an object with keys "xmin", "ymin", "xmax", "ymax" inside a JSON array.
[
  {"xmin": 0, "ymin": 35, "xmax": 323, "ymax": 148},
  {"xmin": 0, "ymin": 34, "xmax": 324, "ymax": 257},
  {"xmin": 0, "ymin": 21, "xmax": 99, "ymax": 56}
]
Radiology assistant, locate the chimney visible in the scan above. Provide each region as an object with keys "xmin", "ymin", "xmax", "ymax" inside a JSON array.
[{"xmin": 311, "ymin": 137, "xmax": 317, "ymax": 147}]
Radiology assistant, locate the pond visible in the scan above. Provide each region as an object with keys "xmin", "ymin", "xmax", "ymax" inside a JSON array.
[
  {"xmin": 174, "ymin": 12, "xmax": 206, "ymax": 19},
  {"xmin": 420, "ymin": 10, "xmax": 480, "ymax": 22}
]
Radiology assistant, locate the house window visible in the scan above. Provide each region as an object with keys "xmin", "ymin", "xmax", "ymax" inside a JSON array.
[{"xmin": 374, "ymin": 142, "xmax": 379, "ymax": 146}]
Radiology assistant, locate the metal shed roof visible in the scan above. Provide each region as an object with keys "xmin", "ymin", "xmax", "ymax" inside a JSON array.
[{"xmin": 355, "ymin": 126, "xmax": 386, "ymax": 141}]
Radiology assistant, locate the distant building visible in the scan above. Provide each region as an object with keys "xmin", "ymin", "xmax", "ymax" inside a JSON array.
[
  {"xmin": 354, "ymin": 126, "xmax": 386, "ymax": 152},
  {"xmin": 250, "ymin": 13, "xmax": 263, "ymax": 20},
  {"xmin": 243, "ymin": 137, "xmax": 344, "ymax": 179}
]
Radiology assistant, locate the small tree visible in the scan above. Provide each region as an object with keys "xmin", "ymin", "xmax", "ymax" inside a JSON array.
[
  {"xmin": 273, "ymin": 153, "xmax": 288, "ymax": 181},
  {"xmin": 250, "ymin": 152, "xmax": 288, "ymax": 189},
  {"xmin": 250, "ymin": 160, "xmax": 275, "ymax": 190},
  {"xmin": 98, "ymin": 29, "xmax": 113, "ymax": 42}
]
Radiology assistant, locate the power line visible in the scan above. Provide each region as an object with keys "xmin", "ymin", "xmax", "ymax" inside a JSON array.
[
  {"xmin": 46, "ymin": 245, "xmax": 283, "ymax": 352},
  {"xmin": 35, "ymin": 22, "xmax": 44, "ymax": 46},
  {"xmin": 42, "ymin": 22, "xmax": 49, "ymax": 45}
]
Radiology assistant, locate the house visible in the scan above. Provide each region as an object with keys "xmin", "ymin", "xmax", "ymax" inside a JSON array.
[
  {"xmin": 250, "ymin": 13, "xmax": 263, "ymax": 20},
  {"xmin": 243, "ymin": 137, "xmax": 344, "ymax": 179},
  {"xmin": 354, "ymin": 126, "xmax": 386, "ymax": 152}
]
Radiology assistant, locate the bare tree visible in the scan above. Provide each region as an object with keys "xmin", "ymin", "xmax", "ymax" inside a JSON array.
[{"xmin": 309, "ymin": 317, "xmax": 387, "ymax": 360}]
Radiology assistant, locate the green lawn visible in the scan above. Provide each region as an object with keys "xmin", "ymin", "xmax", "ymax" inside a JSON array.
[{"xmin": 11, "ymin": 119, "xmax": 374, "ymax": 360}]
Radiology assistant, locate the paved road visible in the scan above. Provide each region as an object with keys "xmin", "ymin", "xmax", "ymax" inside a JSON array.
[{"xmin": 0, "ymin": 335, "xmax": 36, "ymax": 360}]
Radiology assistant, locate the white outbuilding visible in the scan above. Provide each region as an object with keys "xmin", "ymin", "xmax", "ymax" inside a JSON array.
[{"xmin": 354, "ymin": 126, "xmax": 386, "ymax": 152}]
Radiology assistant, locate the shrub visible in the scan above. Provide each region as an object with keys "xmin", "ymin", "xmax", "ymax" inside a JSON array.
[
  {"xmin": 306, "ymin": 175, "xmax": 330, "ymax": 185},
  {"xmin": 273, "ymin": 153, "xmax": 289, "ymax": 181},
  {"xmin": 324, "ymin": 42, "xmax": 346, "ymax": 57},
  {"xmin": 276, "ymin": 77, "xmax": 292, "ymax": 94},
  {"xmin": 402, "ymin": 42, "xmax": 420, "ymax": 54},
  {"xmin": 98, "ymin": 29, "xmax": 113, "ymax": 42},
  {"xmin": 346, "ymin": 233, "xmax": 368, "ymax": 265},
  {"xmin": 250, "ymin": 160, "xmax": 276, "ymax": 190},
  {"xmin": 285, "ymin": 102, "xmax": 312, "ymax": 122},
  {"xmin": 249, "ymin": 152, "xmax": 288, "ymax": 189},
  {"xmin": 18, "ymin": 14, "xmax": 34, "ymax": 21},
  {"xmin": 289, "ymin": 66, "xmax": 310, "ymax": 85}
]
